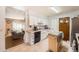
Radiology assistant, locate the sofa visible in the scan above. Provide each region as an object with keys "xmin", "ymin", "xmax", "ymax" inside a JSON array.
[{"xmin": 11, "ymin": 31, "xmax": 25, "ymax": 40}]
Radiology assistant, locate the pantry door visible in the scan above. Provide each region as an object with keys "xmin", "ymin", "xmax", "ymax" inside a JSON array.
[{"xmin": 59, "ymin": 17, "xmax": 70, "ymax": 41}]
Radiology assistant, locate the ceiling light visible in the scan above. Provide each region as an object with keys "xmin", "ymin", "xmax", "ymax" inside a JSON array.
[{"xmin": 50, "ymin": 7, "xmax": 59, "ymax": 13}]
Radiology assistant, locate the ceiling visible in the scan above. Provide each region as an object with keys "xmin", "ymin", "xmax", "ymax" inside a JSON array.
[
  {"xmin": 25, "ymin": 6, "xmax": 79, "ymax": 17},
  {"xmin": 6, "ymin": 6, "xmax": 79, "ymax": 17},
  {"xmin": 6, "ymin": 7, "xmax": 25, "ymax": 19}
]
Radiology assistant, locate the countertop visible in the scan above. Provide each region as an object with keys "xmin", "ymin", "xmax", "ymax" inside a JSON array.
[
  {"xmin": 26, "ymin": 29, "xmax": 50, "ymax": 33},
  {"xmin": 48, "ymin": 32, "xmax": 61, "ymax": 36}
]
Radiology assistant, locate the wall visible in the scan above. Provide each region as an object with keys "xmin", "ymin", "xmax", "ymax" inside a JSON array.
[
  {"xmin": 49, "ymin": 10, "xmax": 79, "ymax": 33},
  {"xmin": 0, "ymin": 7, "xmax": 5, "ymax": 51},
  {"xmin": 49, "ymin": 10, "xmax": 79, "ymax": 41},
  {"xmin": 6, "ymin": 7, "xmax": 24, "ymax": 20},
  {"xmin": 5, "ymin": 19, "xmax": 12, "ymax": 35}
]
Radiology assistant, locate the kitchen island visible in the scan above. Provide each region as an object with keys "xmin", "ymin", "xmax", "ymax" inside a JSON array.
[
  {"xmin": 48, "ymin": 32, "xmax": 63, "ymax": 52},
  {"xmin": 24, "ymin": 29, "xmax": 50, "ymax": 45}
]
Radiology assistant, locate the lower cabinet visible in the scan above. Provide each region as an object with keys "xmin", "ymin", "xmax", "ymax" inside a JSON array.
[
  {"xmin": 48, "ymin": 34, "xmax": 61, "ymax": 52},
  {"xmin": 41, "ymin": 30, "xmax": 49, "ymax": 40}
]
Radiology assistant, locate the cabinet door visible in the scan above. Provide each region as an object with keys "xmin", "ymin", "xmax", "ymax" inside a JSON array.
[
  {"xmin": 30, "ymin": 16, "xmax": 38, "ymax": 25},
  {"xmin": 41, "ymin": 31, "xmax": 48, "ymax": 40},
  {"xmin": 48, "ymin": 35, "xmax": 58, "ymax": 52}
]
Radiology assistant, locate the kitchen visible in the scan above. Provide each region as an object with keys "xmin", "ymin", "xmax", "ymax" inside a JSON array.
[
  {"xmin": 5, "ymin": 6, "xmax": 67, "ymax": 52},
  {"xmin": 0, "ymin": 6, "xmax": 79, "ymax": 52},
  {"xmin": 5, "ymin": 6, "xmax": 51, "ymax": 51}
]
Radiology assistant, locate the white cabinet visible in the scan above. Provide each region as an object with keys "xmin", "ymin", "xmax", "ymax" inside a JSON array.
[
  {"xmin": 29, "ymin": 16, "xmax": 38, "ymax": 25},
  {"xmin": 29, "ymin": 33, "xmax": 34, "ymax": 45},
  {"xmin": 41, "ymin": 30, "xmax": 49, "ymax": 40},
  {"xmin": 24, "ymin": 32, "xmax": 34, "ymax": 45},
  {"xmin": 39, "ymin": 18, "xmax": 48, "ymax": 25},
  {"xmin": 26, "ymin": 30, "xmax": 49, "ymax": 45},
  {"xmin": 29, "ymin": 16, "xmax": 48, "ymax": 25}
]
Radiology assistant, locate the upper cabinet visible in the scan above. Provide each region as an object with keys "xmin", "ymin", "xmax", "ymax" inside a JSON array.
[
  {"xmin": 29, "ymin": 16, "xmax": 48, "ymax": 25},
  {"xmin": 29, "ymin": 16, "xmax": 37, "ymax": 25}
]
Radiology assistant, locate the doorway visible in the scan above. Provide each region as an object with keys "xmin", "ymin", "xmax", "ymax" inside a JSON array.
[{"xmin": 5, "ymin": 7, "xmax": 25, "ymax": 49}]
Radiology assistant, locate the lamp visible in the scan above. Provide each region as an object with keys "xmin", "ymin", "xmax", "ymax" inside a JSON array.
[{"xmin": 60, "ymin": 20, "xmax": 63, "ymax": 23}]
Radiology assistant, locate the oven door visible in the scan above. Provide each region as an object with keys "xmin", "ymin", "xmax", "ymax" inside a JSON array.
[{"xmin": 34, "ymin": 31, "xmax": 41, "ymax": 44}]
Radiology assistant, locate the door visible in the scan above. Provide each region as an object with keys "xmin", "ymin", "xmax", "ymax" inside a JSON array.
[{"xmin": 59, "ymin": 17, "xmax": 70, "ymax": 41}]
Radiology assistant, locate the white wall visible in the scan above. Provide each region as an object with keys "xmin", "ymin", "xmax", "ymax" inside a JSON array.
[
  {"xmin": 6, "ymin": 12, "xmax": 24, "ymax": 20},
  {"xmin": 49, "ymin": 10, "xmax": 79, "ymax": 40},
  {"xmin": 0, "ymin": 7, "xmax": 5, "ymax": 51},
  {"xmin": 50, "ymin": 10, "xmax": 79, "ymax": 33},
  {"xmin": 6, "ymin": 7, "xmax": 24, "ymax": 20}
]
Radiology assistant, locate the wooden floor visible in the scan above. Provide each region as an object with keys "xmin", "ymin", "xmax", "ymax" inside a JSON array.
[
  {"xmin": 5, "ymin": 36, "xmax": 24, "ymax": 49},
  {"xmin": 12, "ymin": 39, "xmax": 23, "ymax": 46}
]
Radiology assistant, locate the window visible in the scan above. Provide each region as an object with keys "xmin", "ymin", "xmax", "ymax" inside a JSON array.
[{"xmin": 12, "ymin": 21, "xmax": 25, "ymax": 31}]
